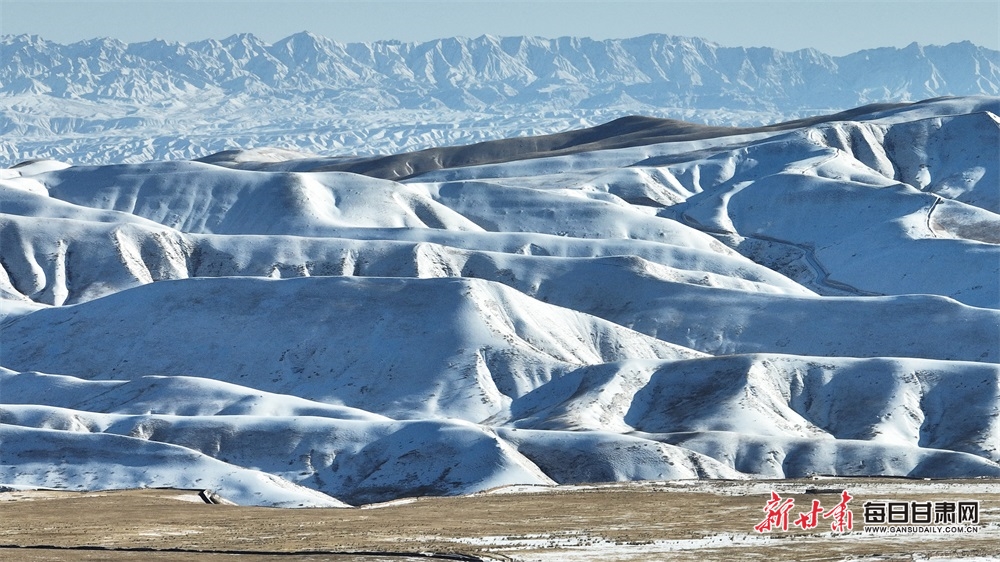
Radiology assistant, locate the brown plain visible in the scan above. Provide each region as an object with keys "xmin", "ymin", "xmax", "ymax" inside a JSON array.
[{"xmin": 2, "ymin": 478, "xmax": 999, "ymax": 561}]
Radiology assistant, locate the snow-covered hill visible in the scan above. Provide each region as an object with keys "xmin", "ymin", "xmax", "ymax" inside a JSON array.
[
  {"xmin": 1, "ymin": 96, "xmax": 998, "ymax": 506},
  {"xmin": 2, "ymin": 32, "xmax": 998, "ymax": 165}
]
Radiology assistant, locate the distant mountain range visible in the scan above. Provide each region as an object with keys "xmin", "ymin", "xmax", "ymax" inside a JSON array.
[
  {"xmin": 2, "ymin": 32, "xmax": 998, "ymax": 164},
  {"xmin": 4, "ymin": 32, "xmax": 999, "ymax": 109}
]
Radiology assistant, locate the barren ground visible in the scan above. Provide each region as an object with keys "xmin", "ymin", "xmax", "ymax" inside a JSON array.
[{"xmin": 2, "ymin": 478, "xmax": 999, "ymax": 561}]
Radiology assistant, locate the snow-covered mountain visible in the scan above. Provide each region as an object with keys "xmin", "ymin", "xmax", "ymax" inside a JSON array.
[
  {"xmin": 2, "ymin": 32, "xmax": 998, "ymax": 165},
  {"xmin": 2, "ymin": 96, "xmax": 998, "ymax": 506}
]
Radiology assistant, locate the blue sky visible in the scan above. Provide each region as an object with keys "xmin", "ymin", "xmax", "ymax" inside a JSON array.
[{"xmin": 2, "ymin": 0, "xmax": 997, "ymax": 55}]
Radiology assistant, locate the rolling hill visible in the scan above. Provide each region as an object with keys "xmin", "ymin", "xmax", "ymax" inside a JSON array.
[{"xmin": 1, "ymin": 95, "xmax": 998, "ymax": 506}]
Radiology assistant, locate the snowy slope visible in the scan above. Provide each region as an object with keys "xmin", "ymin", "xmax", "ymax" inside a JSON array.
[
  {"xmin": 1, "ymin": 96, "xmax": 998, "ymax": 506},
  {"xmin": 1, "ymin": 276, "xmax": 698, "ymax": 421},
  {"xmin": 0, "ymin": 424, "xmax": 348, "ymax": 507}
]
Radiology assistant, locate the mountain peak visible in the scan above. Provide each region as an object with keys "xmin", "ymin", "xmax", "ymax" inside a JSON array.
[{"xmin": 2, "ymin": 32, "xmax": 998, "ymax": 165}]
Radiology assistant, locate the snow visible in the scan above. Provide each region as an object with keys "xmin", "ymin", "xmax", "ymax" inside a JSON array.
[
  {"xmin": 1, "ymin": 95, "xmax": 998, "ymax": 507},
  {"xmin": 2, "ymin": 33, "xmax": 998, "ymax": 167},
  {"xmin": 455, "ymin": 532, "xmax": 779, "ymax": 560},
  {"xmin": 0, "ymin": 425, "xmax": 347, "ymax": 508}
]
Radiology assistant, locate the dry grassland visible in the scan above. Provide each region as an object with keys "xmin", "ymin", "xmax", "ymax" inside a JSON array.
[{"xmin": 2, "ymin": 478, "xmax": 999, "ymax": 561}]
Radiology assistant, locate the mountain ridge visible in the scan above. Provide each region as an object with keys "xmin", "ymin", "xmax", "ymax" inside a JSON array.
[
  {"xmin": 3, "ymin": 32, "xmax": 998, "ymax": 166},
  {"xmin": 4, "ymin": 32, "xmax": 997, "ymax": 108},
  {"xmin": 2, "ymin": 36, "xmax": 999, "ymax": 507}
]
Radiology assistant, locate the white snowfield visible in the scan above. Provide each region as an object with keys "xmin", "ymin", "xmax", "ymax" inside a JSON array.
[{"xmin": 1, "ymin": 96, "xmax": 998, "ymax": 507}]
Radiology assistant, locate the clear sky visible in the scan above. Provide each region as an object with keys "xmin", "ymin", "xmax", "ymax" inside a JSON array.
[{"xmin": 1, "ymin": 0, "xmax": 997, "ymax": 56}]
